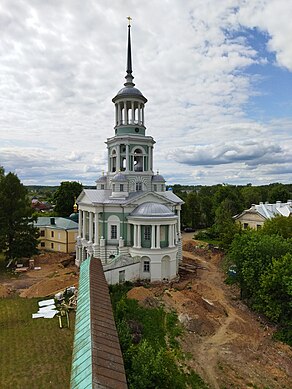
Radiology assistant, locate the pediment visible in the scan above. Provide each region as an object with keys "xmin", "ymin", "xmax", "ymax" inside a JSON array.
[{"xmin": 126, "ymin": 191, "xmax": 173, "ymax": 206}]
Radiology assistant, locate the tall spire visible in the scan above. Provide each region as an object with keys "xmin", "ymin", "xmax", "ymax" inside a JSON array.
[{"xmin": 124, "ymin": 17, "xmax": 134, "ymax": 87}]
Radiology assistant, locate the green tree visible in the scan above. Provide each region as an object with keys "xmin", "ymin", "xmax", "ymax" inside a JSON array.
[
  {"xmin": 228, "ymin": 231, "xmax": 292, "ymax": 300},
  {"xmin": 268, "ymin": 183, "xmax": 290, "ymax": 203},
  {"xmin": 0, "ymin": 172, "xmax": 39, "ymax": 261},
  {"xmin": 185, "ymin": 192, "xmax": 201, "ymax": 229},
  {"xmin": 212, "ymin": 199, "xmax": 241, "ymax": 248},
  {"xmin": 53, "ymin": 181, "xmax": 83, "ymax": 217},
  {"xmin": 261, "ymin": 215, "xmax": 292, "ymax": 239},
  {"xmin": 258, "ymin": 253, "xmax": 292, "ymax": 323}
]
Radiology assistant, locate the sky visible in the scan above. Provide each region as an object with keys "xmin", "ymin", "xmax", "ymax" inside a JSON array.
[{"xmin": 0, "ymin": 0, "xmax": 292, "ymax": 187}]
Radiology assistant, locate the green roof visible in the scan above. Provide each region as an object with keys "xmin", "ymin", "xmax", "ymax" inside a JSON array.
[
  {"xmin": 35, "ymin": 217, "xmax": 78, "ymax": 230},
  {"xmin": 70, "ymin": 258, "xmax": 92, "ymax": 389}
]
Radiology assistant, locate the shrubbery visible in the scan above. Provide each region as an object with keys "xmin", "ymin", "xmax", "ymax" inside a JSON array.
[{"xmin": 110, "ymin": 285, "xmax": 209, "ymax": 389}]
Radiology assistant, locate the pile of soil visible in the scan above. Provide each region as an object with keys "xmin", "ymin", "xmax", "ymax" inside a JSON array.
[
  {"xmin": 0, "ymin": 284, "xmax": 10, "ymax": 298},
  {"xmin": 1, "ymin": 252, "xmax": 79, "ymax": 298},
  {"xmin": 127, "ymin": 286, "xmax": 154, "ymax": 302},
  {"xmin": 20, "ymin": 273, "xmax": 78, "ymax": 298}
]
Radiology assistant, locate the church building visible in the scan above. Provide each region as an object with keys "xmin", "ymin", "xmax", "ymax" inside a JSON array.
[{"xmin": 76, "ymin": 21, "xmax": 183, "ymax": 283}]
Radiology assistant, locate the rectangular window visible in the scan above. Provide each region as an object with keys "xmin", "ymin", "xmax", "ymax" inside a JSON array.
[
  {"xmin": 136, "ymin": 182, "xmax": 142, "ymax": 191},
  {"xmin": 51, "ymin": 231, "xmax": 54, "ymax": 238},
  {"xmin": 41, "ymin": 242, "xmax": 45, "ymax": 247},
  {"xmin": 51, "ymin": 243, "xmax": 54, "ymax": 249},
  {"xmin": 119, "ymin": 270, "xmax": 125, "ymax": 283},
  {"xmin": 144, "ymin": 226, "xmax": 151, "ymax": 241},
  {"xmin": 120, "ymin": 184, "xmax": 124, "ymax": 192},
  {"xmin": 111, "ymin": 225, "xmax": 117, "ymax": 239},
  {"xmin": 256, "ymin": 224, "xmax": 261, "ymax": 230},
  {"xmin": 40, "ymin": 230, "xmax": 45, "ymax": 237},
  {"xmin": 243, "ymin": 223, "xmax": 248, "ymax": 229},
  {"xmin": 143, "ymin": 261, "xmax": 150, "ymax": 272},
  {"xmin": 153, "ymin": 184, "xmax": 157, "ymax": 191},
  {"xmin": 101, "ymin": 184, "xmax": 105, "ymax": 189}
]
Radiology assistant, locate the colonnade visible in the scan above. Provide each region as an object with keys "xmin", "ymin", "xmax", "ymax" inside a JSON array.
[
  {"xmin": 115, "ymin": 101, "xmax": 145, "ymax": 126},
  {"xmin": 108, "ymin": 144, "xmax": 153, "ymax": 173},
  {"xmin": 79, "ymin": 210, "xmax": 99, "ymax": 245},
  {"xmin": 132, "ymin": 223, "xmax": 177, "ymax": 249}
]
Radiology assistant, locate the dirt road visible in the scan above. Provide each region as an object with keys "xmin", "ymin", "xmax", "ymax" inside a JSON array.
[
  {"xmin": 177, "ymin": 236, "xmax": 292, "ymax": 389},
  {"xmin": 130, "ymin": 235, "xmax": 292, "ymax": 388}
]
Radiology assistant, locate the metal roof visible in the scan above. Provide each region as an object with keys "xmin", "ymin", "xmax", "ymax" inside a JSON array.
[
  {"xmin": 112, "ymin": 172, "xmax": 128, "ymax": 182},
  {"xmin": 78, "ymin": 188, "xmax": 183, "ymax": 206},
  {"xmin": 152, "ymin": 174, "xmax": 165, "ymax": 182},
  {"xmin": 129, "ymin": 202, "xmax": 175, "ymax": 218},
  {"xmin": 35, "ymin": 217, "xmax": 78, "ymax": 230},
  {"xmin": 70, "ymin": 257, "xmax": 128, "ymax": 389}
]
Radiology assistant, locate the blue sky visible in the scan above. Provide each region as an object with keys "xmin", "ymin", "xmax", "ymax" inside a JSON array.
[{"xmin": 0, "ymin": 0, "xmax": 291, "ymax": 186}]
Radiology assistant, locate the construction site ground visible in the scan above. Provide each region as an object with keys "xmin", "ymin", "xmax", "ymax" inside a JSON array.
[
  {"xmin": 127, "ymin": 233, "xmax": 292, "ymax": 389},
  {"xmin": 1, "ymin": 237, "xmax": 292, "ymax": 388},
  {"xmin": 0, "ymin": 251, "xmax": 78, "ymax": 298}
]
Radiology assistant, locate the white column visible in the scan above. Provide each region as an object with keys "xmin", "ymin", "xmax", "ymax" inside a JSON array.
[
  {"xmin": 137, "ymin": 225, "xmax": 141, "ymax": 248},
  {"xmin": 151, "ymin": 225, "xmax": 155, "ymax": 249},
  {"xmin": 168, "ymin": 224, "xmax": 172, "ymax": 248},
  {"xmin": 82, "ymin": 211, "xmax": 86, "ymax": 239},
  {"xmin": 131, "ymin": 101, "xmax": 134, "ymax": 123},
  {"xmin": 125, "ymin": 101, "xmax": 128, "ymax": 124},
  {"xmin": 117, "ymin": 145, "xmax": 120, "ymax": 171},
  {"xmin": 156, "ymin": 225, "xmax": 160, "ymax": 248},
  {"xmin": 126, "ymin": 144, "xmax": 129, "ymax": 172},
  {"xmin": 174, "ymin": 223, "xmax": 178, "ymax": 244},
  {"xmin": 115, "ymin": 104, "xmax": 118, "ymax": 125},
  {"xmin": 133, "ymin": 224, "xmax": 137, "ymax": 248},
  {"xmin": 89, "ymin": 212, "xmax": 93, "ymax": 242},
  {"xmin": 118, "ymin": 103, "xmax": 122, "ymax": 125},
  {"xmin": 150, "ymin": 146, "xmax": 153, "ymax": 171},
  {"xmin": 138, "ymin": 103, "xmax": 141, "ymax": 124},
  {"xmin": 142, "ymin": 104, "xmax": 144, "ymax": 125},
  {"xmin": 94, "ymin": 212, "xmax": 99, "ymax": 245},
  {"xmin": 78, "ymin": 210, "xmax": 82, "ymax": 237}
]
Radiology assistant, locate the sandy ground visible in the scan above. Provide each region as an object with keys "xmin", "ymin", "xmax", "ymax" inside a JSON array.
[
  {"xmin": 0, "ymin": 252, "xmax": 79, "ymax": 298},
  {"xmin": 127, "ymin": 233, "xmax": 292, "ymax": 389}
]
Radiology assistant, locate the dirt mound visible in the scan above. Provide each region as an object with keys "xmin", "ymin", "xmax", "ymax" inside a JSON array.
[
  {"xmin": 127, "ymin": 286, "xmax": 154, "ymax": 302},
  {"xmin": 0, "ymin": 284, "xmax": 10, "ymax": 298},
  {"xmin": 33, "ymin": 252, "xmax": 71, "ymax": 265},
  {"xmin": 19, "ymin": 273, "xmax": 78, "ymax": 298}
]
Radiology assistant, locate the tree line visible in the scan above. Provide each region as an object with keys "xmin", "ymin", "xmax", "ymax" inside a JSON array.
[
  {"xmin": 227, "ymin": 216, "xmax": 292, "ymax": 345},
  {"xmin": 172, "ymin": 182, "xmax": 292, "ymax": 231}
]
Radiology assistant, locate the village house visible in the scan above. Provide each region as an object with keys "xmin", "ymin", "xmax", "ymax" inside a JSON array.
[
  {"xmin": 35, "ymin": 217, "xmax": 78, "ymax": 253},
  {"xmin": 234, "ymin": 200, "xmax": 292, "ymax": 230}
]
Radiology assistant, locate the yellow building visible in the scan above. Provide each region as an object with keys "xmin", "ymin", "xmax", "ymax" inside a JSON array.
[{"xmin": 35, "ymin": 217, "xmax": 78, "ymax": 253}]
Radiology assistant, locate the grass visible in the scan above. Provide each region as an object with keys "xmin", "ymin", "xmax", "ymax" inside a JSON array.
[
  {"xmin": 110, "ymin": 285, "xmax": 209, "ymax": 389},
  {"xmin": 0, "ymin": 297, "xmax": 74, "ymax": 389}
]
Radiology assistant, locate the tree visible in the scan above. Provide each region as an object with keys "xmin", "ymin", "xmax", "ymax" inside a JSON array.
[
  {"xmin": 268, "ymin": 183, "xmax": 290, "ymax": 203},
  {"xmin": 53, "ymin": 181, "xmax": 83, "ymax": 217},
  {"xmin": 0, "ymin": 172, "xmax": 39, "ymax": 261},
  {"xmin": 261, "ymin": 215, "xmax": 292, "ymax": 239},
  {"xmin": 212, "ymin": 199, "xmax": 241, "ymax": 248},
  {"xmin": 228, "ymin": 230, "xmax": 292, "ymax": 300},
  {"xmin": 258, "ymin": 253, "xmax": 292, "ymax": 323}
]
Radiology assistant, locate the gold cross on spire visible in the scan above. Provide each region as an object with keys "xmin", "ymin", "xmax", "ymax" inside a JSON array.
[{"xmin": 127, "ymin": 16, "xmax": 132, "ymax": 26}]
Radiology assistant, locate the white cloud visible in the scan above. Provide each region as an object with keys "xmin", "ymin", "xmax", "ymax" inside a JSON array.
[{"xmin": 0, "ymin": 0, "xmax": 291, "ymax": 186}]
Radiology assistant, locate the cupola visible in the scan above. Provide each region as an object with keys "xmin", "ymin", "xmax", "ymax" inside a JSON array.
[{"xmin": 112, "ymin": 19, "xmax": 147, "ymax": 137}]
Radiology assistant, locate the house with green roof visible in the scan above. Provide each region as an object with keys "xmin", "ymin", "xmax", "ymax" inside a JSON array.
[{"xmin": 35, "ymin": 217, "xmax": 78, "ymax": 253}]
